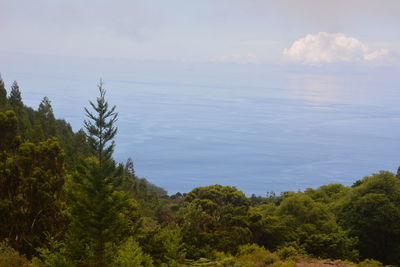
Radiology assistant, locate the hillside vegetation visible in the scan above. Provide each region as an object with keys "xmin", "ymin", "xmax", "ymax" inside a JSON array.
[{"xmin": 0, "ymin": 76, "xmax": 398, "ymax": 266}]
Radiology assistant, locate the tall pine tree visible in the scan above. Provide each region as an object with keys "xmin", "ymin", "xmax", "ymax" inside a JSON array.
[
  {"xmin": 9, "ymin": 81, "xmax": 23, "ymax": 108},
  {"xmin": 84, "ymin": 80, "xmax": 117, "ymax": 168},
  {"xmin": 0, "ymin": 74, "xmax": 8, "ymax": 106},
  {"xmin": 38, "ymin": 96, "xmax": 54, "ymax": 119},
  {"xmin": 66, "ymin": 81, "xmax": 139, "ymax": 266},
  {"xmin": 38, "ymin": 96, "xmax": 56, "ymax": 138}
]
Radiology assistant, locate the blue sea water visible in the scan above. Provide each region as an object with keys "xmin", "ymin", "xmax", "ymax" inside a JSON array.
[{"xmin": 2, "ymin": 53, "xmax": 400, "ymax": 195}]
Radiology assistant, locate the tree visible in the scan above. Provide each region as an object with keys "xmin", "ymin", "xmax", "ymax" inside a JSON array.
[
  {"xmin": 275, "ymin": 193, "xmax": 358, "ymax": 260},
  {"xmin": 0, "ymin": 74, "xmax": 7, "ymax": 106},
  {"xmin": 38, "ymin": 97, "xmax": 54, "ymax": 119},
  {"xmin": 180, "ymin": 185, "xmax": 252, "ymax": 258},
  {"xmin": 9, "ymin": 81, "xmax": 23, "ymax": 108},
  {"xmin": 0, "ymin": 110, "xmax": 66, "ymax": 256},
  {"xmin": 338, "ymin": 171, "xmax": 400, "ymax": 265},
  {"xmin": 66, "ymin": 81, "xmax": 139, "ymax": 266},
  {"xmin": 84, "ymin": 80, "xmax": 117, "ymax": 168},
  {"xmin": 38, "ymin": 97, "xmax": 56, "ymax": 138}
]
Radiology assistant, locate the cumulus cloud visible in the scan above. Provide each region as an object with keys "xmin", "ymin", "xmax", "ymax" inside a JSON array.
[{"xmin": 283, "ymin": 32, "xmax": 390, "ymax": 65}]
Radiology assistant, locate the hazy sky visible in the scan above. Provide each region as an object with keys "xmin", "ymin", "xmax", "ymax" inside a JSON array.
[{"xmin": 1, "ymin": 0, "xmax": 399, "ymax": 65}]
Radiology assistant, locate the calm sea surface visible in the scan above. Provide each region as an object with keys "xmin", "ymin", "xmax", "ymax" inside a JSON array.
[{"xmin": 2, "ymin": 55, "xmax": 400, "ymax": 195}]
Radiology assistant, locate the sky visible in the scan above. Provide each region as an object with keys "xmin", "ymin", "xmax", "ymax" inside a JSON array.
[{"xmin": 1, "ymin": 0, "xmax": 400, "ymax": 65}]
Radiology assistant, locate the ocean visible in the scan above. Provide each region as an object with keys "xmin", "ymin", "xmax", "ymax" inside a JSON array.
[{"xmin": 2, "ymin": 53, "xmax": 400, "ymax": 195}]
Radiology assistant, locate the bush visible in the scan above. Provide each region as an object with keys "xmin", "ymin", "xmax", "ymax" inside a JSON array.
[
  {"xmin": 112, "ymin": 237, "xmax": 153, "ymax": 267},
  {"xmin": 357, "ymin": 259, "xmax": 383, "ymax": 267},
  {"xmin": 276, "ymin": 246, "xmax": 300, "ymax": 260},
  {"xmin": 236, "ymin": 244, "xmax": 279, "ymax": 266},
  {"xmin": 0, "ymin": 241, "xmax": 36, "ymax": 267},
  {"xmin": 34, "ymin": 237, "xmax": 71, "ymax": 267},
  {"xmin": 273, "ymin": 260, "xmax": 296, "ymax": 267}
]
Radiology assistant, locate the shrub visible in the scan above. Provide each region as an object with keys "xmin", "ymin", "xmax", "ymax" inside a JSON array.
[
  {"xmin": 111, "ymin": 237, "xmax": 153, "ymax": 267},
  {"xmin": 0, "ymin": 241, "xmax": 36, "ymax": 267},
  {"xmin": 357, "ymin": 259, "xmax": 383, "ymax": 267},
  {"xmin": 236, "ymin": 244, "xmax": 279, "ymax": 266},
  {"xmin": 276, "ymin": 246, "xmax": 300, "ymax": 260}
]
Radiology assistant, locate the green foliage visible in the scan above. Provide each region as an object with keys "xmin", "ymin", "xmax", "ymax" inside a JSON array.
[
  {"xmin": 303, "ymin": 232, "xmax": 358, "ymax": 261},
  {"xmin": 2, "ymin": 76, "xmax": 400, "ymax": 266},
  {"xmin": 138, "ymin": 224, "xmax": 185, "ymax": 266},
  {"xmin": 235, "ymin": 243, "xmax": 279, "ymax": 266},
  {"xmin": 185, "ymin": 184, "xmax": 250, "ymax": 212},
  {"xmin": 181, "ymin": 185, "xmax": 252, "ymax": 259},
  {"xmin": 0, "ymin": 112, "xmax": 66, "ymax": 256},
  {"xmin": 0, "ymin": 75, "xmax": 8, "ymax": 107},
  {"xmin": 338, "ymin": 171, "xmax": 400, "ymax": 265},
  {"xmin": 111, "ymin": 237, "xmax": 153, "ymax": 267},
  {"xmin": 0, "ymin": 110, "xmax": 21, "ymax": 151},
  {"xmin": 84, "ymin": 80, "xmax": 117, "ymax": 166},
  {"xmin": 9, "ymin": 81, "xmax": 23, "ymax": 108},
  {"xmin": 37, "ymin": 97, "xmax": 56, "ymax": 138},
  {"xmin": 66, "ymin": 84, "xmax": 140, "ymax": 266},
  {"xmin": 186, "ymin": 257, "xmax": 234, "ymax": 266},
  {"xmin": 121, "ymin": 158, "xmax": 167, "ymax": 217},
  {"xmin": 35, "ymin": 236, "xmax": 71, "ymax": 267},
  {"xmin": 247, "ymin": 205, "xmax": 291, "ymax": 251},
  {"xmin": 0, "ymin": 241, "xmax": 38, "ymax": 267},
  {"xmin": 0, "ymin": 76, "xmax": 90, "ymax": 167},
  {"xmin": 275, "ymin": 193, "xmax": 357, "ymax": 260},
  {"xmin": 276, "ymin": 245, "xmax": 301, "ymax": 260},
  {"xmin": 272, "ymin": 260, "xmax": 296, "ymax": 267},
  {"xmin": 305, "ymin": 184, "xmax": 349, "ymax": 205},
  {"xmin": 66, "ymin": 158, "xmax": 139, "ymax": 266},
  {"xmin": 357, "ymin": 259, "xmax": 383, "ymax": 267}
]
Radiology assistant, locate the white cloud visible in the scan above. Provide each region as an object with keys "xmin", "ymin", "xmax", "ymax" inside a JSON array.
[
  {"xmin": 283, "ymin": 32, "xmax": 390, "ymax": 65},
  {"xmin": 364, "ymin": 48, "xmax": 389, "ymax": 61}
]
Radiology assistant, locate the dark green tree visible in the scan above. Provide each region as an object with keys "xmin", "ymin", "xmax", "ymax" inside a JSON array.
[
  {"xmin": 9, "ymin": 81, "xmax": 23, "ymax": 108},
  {"xmin": 0, "ymin": 74, "xmax": 8, "ymax": 106},
  {"xmin": 180, "ymin": 185, "xmax": 252, "ymax": 258},
  {"xmin": 84, "ymin": 80, "xmax": 117, "ymax": 168},
  {"xmin": 0, "ymin": 110, "xmax": 66, "ymax": 256},
  {"xmin": 66, "ymin": 81, "xmax": 139, "ymax": 266},
  {"xmin": 38, "ymin": 97, "xmax": 56, "ymax": 138},
  {"xmin": 338, "ymin": 171, "xmax": 400, "ymax": 265},
  {"xmin": 38, "ymin": 97, "xmax": 54, "ymax": 119}
]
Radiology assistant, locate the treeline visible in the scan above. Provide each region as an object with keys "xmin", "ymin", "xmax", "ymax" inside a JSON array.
[{"xmin": 0, "ymin": 75, "xmax": 399, "ymax": 267}]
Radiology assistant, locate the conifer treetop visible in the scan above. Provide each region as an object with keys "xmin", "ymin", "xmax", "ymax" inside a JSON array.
[{"xmin": 84, "ymin": 80, "xmax": 118, "ymax": 166}]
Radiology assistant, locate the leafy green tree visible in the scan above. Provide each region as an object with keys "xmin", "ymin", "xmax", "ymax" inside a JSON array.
[
  {"xmin": 66, "ymin": 81, "xmax": 139, "ymax": 266},
  {"xmin": 180, "ymin": 185, "xmax": 252, "ymax": 259},
  {"xmin": 276, "ymin": 193, "xmax": 358, "ymax": 260},
  {"xmin": 305, "ymin": 184, "xmax": 349, "ymax": 205},
  {"xmin": 0, "ymin": 76, "xmax": 91, "ymax": 166},
  {"xmin": 247, "ymin": 206, "xmax": 289, "ymax": 251},
  {"xmin": 138, "ymin": 224, "xmax": 185, "ymax": 266},
  {"xmin": 0, "ymin": 110, "xmax": 21, "ymax": 151},
  {"xmin": 338, "ymin": 171, "xmax": 400, "ymax": 265},
  {"xmin": 9, "ymin": 81, "xmax": 23, "ymax": 108},
  {"xmin": 121, "ymin": 158, "xmax": 167, "ymax": 217},
  {"xmin": 0, "ymin": 111, "xmax": 66, "ymax": 256}
]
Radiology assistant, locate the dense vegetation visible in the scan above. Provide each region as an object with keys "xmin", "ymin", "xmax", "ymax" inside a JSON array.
[{"xmin": 0, "ymin": 75, "xmax": 399, "ymax": 266}]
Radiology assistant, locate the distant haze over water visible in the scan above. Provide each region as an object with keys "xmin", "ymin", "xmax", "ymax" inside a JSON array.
[{"xmin": 2, "ymin": 53, "xmax": 400, "ymax": 195}]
